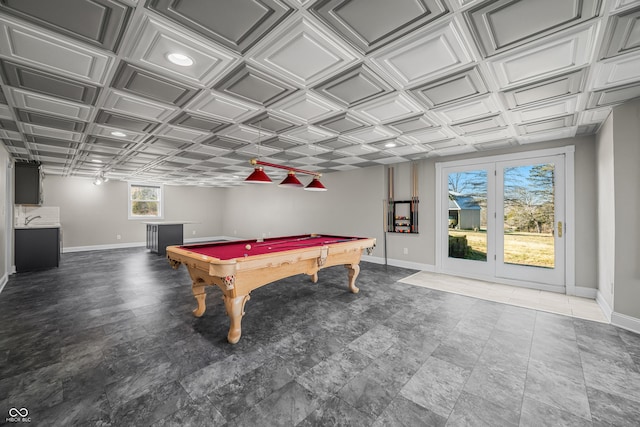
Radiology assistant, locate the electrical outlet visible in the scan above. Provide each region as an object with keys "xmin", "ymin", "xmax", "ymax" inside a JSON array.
[
  {"xmin": 116, "ymin": 234, "xmax": 121, "ymax": 240},
  {"xmin": 403, "ymin": 248, "xmax": 408, "ymax": 255},
  {"xmin": 192, "ymin": 230, "xmax": 196, "ymax": 235}
]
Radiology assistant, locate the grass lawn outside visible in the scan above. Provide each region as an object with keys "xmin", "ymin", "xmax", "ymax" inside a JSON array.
[{"xmin": 448, "ymin": 229, "xmax": 555, "ymax": 268}]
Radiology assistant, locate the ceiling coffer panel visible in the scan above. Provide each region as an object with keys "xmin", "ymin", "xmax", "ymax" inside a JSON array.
[
  {"xmin": 145, "ymin": 0, "xmax": 294, "ymax": 54},
  {"xmin": 0, "ymin": 0, "xmax": 132, "ymax": 52},
  {"xmin": 501, "ymin": 69, "xmax": 587, "ymax": 109},
  {"xmin": 410, "ymin": 67, "xmax": 488, "ymax": 108},
  {"xmin": 16, "ymin": 110, "xmax": 86, "ymax": 132},
  {"xmin": 466, "ymin": 0, "xmax": 601, "ymax": 57},
  {"xmin": 312, "ymin": 63, "xmax": 395, "ymax": 107},
  {"xmin": 110, "ymin": 62, "xmax": 200, "ymax": 107},
  {"xmin": 244, "ymin": 112, "xmax": 298, "ymax": 133},
  {"xmin": 0, "ymin": 118, "xmax": 18, "ymax": 131},
  {"xmin": 314, "ymin": 113, "xmax": 368, "ymax": 134},
  {"xmin": 309, "ymin": 0, "xmax": 449, "ymax": 54},
  {"xmin": 0, "ymin": 0, "xmax": 637, "ymax": 186},
  {"xmin": 599, "ymin": 6, "xmax": 640, "ymax": 59},
  {"xmin": 170, "ymin": 112, "xmax": 230, "ymax": 132},
  {"xmin": 387, "ymin": 115, "xmax": 435, "ymax": 133},
  {"xmin": 95, "ymin": 110, "xmax": 159, "ymax": 133},
  {"xmin": 0, "ymin": 61, "xmax": 100, "ymax": 105},
  {"xmin": 587, "ymin": 81, "xmax": 640, "ymax": 108},
  {"xmin": 214, "ymin": 64, "xmax": 298, "ymax": 107}
]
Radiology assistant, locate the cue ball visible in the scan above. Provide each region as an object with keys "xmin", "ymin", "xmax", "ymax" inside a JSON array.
[{"xmin": 245, "ymin": 244, "xmax": 251, "ymax": 250}]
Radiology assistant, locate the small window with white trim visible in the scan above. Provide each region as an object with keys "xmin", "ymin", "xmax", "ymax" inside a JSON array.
[{"xmin": 128, "ymin": 183, "xmax": 163, "ymax": 219}]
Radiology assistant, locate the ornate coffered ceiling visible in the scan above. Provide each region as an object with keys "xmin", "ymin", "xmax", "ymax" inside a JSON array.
[{"xmin": 0, "ymin": 0, "xmax": 639, "ymax": 187}]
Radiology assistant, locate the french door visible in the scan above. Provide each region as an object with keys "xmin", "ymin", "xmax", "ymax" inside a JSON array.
[{"xmin": 438, "ymin": 149, "xmax": 570, "ymax": 291}]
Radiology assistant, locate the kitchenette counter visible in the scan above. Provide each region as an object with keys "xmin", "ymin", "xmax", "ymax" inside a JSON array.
[{"xmin": 14, "ymin": 223, "xmax": 61, "ymax": 229}]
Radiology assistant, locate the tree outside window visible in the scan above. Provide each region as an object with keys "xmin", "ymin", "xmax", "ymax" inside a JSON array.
[{"xmin": 129, "ymin": 184, "xmax": 163, "ymax": 219}]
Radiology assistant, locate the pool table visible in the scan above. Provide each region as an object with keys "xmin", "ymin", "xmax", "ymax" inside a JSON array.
[{"xmin": 166, "ymin": 234, "xmax": 376, "ymax": 343}]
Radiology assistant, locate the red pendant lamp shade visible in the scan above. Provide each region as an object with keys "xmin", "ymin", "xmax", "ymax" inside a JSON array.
[
  {"xmin": 245, "ymin": 159, "xmax": 327, "ymax": 191},
  {"xmin": 245, "ymin": 166, "xmax": 272, "ymax": 184},
  {"xmin": 279, "ymin": 171, "xmax": 303, "ymax": 187},
  {"xmin": 304, "ymin": 176, "xmax": 327, "ymax": 191}
]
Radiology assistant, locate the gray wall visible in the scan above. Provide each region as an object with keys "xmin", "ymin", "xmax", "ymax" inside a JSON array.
[
  {"xmin": 42, "ymin": 176, "xmax": 226, "ymax": 249},
  {"xmin": 37, "ymin": 136, "xmax": 598, "ymax": 292},
  {"xmin": 220, "ymin": 166, "xmax": 386, "ymax": 259},
  {"xmin": 610, "ymin": 99, "xmax": 640, "ymax": 319},
  {"xmin": 0, "ymin": 144, "xmax": 9, "ymax": 283},
  {"xmin": 379, "ymin": 136, "xmax": 598, "ymax": 290},
  {"xmin": 596, "ymin": 112, "xmax": 615, "ymax": 309}
]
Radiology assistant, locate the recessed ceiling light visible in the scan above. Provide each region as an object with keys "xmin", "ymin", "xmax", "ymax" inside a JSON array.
[
  {"xmin": 110, "ymin": 131, "xmax": 127, "ymax": 137},
  {"xmin": 385, "ymin": 142, "xmax": 397, "ymax": 148},
  {"xmin": 167, "ymin": 53, "xmax": 194, "ymax": 66},
  {"xmin": 91, "ymin": 159, "xmax": 103, "ymax": 163}
]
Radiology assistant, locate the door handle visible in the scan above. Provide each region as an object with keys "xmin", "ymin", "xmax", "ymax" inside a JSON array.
[{"xmin": 557, "ymin": 221, "xmax": 563, "ymax": 238}]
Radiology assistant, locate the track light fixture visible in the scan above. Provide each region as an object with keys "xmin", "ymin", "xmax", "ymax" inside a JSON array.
[{"xmin": 93, "ymin": 172, "xmax": 109, "ymax": 186}]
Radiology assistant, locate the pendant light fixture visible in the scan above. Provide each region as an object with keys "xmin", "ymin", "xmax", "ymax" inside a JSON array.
[
  {"xmin": 245, "ymin": 159, "xmax": 327, "ymax": 191},
  {"xmin": 304, "ymin": 176, "xmax": 327, "ymax": 191},
  {"xmin": 244, "ymin": 122, "xmax": 327, "ymax": 190},
  {"xmin": 245, "ymin": 121, "xmax": 273, "ymax": 184},
  {"xmin": 278, "ymin": 170, "xmax": 303, "ymax": 187}
]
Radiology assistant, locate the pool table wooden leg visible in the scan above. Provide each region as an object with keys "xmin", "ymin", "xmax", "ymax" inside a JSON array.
[
  {"xmin": 346, "ymin": 263, "xmax": 360, "ymax": 294},
  {"xmin": 191, "ymin": 283, "xmax": 207, "ymax": 317},
  {"xmin": 223, "ymin": 293, "xmax": 251, "ymax": 344}
]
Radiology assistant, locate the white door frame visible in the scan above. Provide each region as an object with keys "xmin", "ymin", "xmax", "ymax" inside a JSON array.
[
  {"xmin": 495, "ymin": 154, "xmax": 565, "ymax": 288},
  {"xmin": 435, "ymin": 146, "xmax": 575, "ymax": 294}
]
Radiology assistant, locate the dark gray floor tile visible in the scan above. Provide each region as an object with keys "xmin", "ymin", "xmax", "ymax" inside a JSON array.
[
  {"xmin": 446, "ymin": 390, "xmax": 520, "ymax": 426},
  {"xmin": 206, "ymin": 355, "xmax": 299, "ymax": 420},
  {"xmin": 227, "ymin": 380, "xmax": 320, "ymax": 427},
  {"xmin": 524, "ymin": 358, "xmax": 591, "ymax": 420},
  {"xmin": 298, "ymin": 395, "xmax": 375, "ymax": 426},
  {"xmin": 431, "ymin": 330, "xmax": 488, "ymax": 370},
  {"xmin": 35, "ymin": 391, "xmax": 113, "ymax": 427},
  {"xmin": 372, "ymin": 394, "xmax": 446, "ymax": 427},
  {"xmin": 1, "ymin": 248, "xmax": 638, "ymax": 426},
  {"xmin": 152, "ymin": 399, "xmax": 226, "ymax": 427},
  {"xmin": 0, "ymin": 363, "xmax": 64, "ymax": 411},
  {"xmin": 296, "ymin": 347, "xmax": 372, "ymax": 399},
  {"xmin": 337, "ymin": 358, "xmax": 414, "ymax": 418},
  {"xmin": 580, "ymin": 351, "xmax": 640, "ymax": 402},
  {"xmin": 520, "ymin": 396, "xmax": 593, "ymax": 427},
  {"xmin": 587, "ymin": 385, "xmax": 640, "ymax": 427},
  {"xmin": 400, "ymin": 356, "xmax": 472, "ymax": 419},
  {"xmin": 179, "ymin": 349, "xmax": 268, "ymax": 399},
  {"xmin": 109, "ymin": 380, "xmax": 191, "ymax": 427},
  {"xmin": 463, "ymin": 353, "xmax": 527, "ymax": 413}
]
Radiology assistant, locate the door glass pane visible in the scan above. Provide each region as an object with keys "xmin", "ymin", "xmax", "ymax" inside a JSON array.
[
  {"xmin": 448, "ymin": 170, "xmax": 487, "ymax": 261},
  {"xmin": 503, "ymin": 163, "xmax": 555, "ymax": 268}
]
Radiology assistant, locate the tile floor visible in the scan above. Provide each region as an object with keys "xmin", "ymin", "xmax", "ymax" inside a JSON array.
[
  {"xmin": 0, "ymin": 248, "xmax": 639, "ymax": 426},
  {"xmin": 400, "ymin": 271, "xmax": 609, "ymax": 323}
]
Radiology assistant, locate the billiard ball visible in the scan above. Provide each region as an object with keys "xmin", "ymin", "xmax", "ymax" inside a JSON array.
[{"xmin": 245, "ymin": 244, "xmax": 251, "ymax": 250}]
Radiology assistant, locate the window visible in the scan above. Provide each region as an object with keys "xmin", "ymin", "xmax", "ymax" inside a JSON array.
[{"xmin": 128, "ymin": 183, "xmax": 163, "ymax": 219}]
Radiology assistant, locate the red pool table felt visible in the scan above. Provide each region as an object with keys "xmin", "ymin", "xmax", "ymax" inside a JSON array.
[{"xmin": 178, "ymin": 234, "xmax": 363, "ymax": 260}]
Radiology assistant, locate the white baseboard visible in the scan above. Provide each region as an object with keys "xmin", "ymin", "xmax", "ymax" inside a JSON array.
[
  {"xmin": 0, "ymin": 273, "xmax": 7, "ymax": 294},
  {"xmin": 386, "ymin": 259, "xmax": 436, "ymax": 271},
  {"xmin": 63, "ymin": 236, "xmax": 233, "ymax": 253},
  {"xmin": 63, "ymin": 241, "xmax": 145, "ymax": 253},
  {"xmin": 574, "ymin": 286, "xmax": 597, "ymax": 299},
  {"xmin": 611, "ymin": 312, "xmax": 640, "ymax": 335},
  {"xmin": 596, "ymin": 290, "xmax": 613, "ymax": 322}
]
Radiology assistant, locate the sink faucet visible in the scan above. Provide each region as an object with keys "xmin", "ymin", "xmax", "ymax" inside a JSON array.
[{"xmin": 24, "ymin": 215, "xmax": 41, "ymax": 226}]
